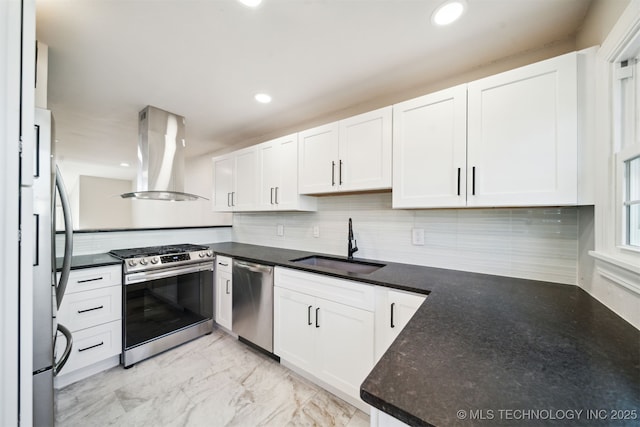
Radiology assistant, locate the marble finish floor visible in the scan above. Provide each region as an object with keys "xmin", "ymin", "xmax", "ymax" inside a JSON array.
[{"xmin": 55, "ymin": 329, "xmax": 369, "ymax": 426}]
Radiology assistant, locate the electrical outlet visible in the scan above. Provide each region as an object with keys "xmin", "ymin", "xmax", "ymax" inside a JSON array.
[
  {"xmin": 277, "ymin": 224, "xmax": 284, "ymax": 237},
  {"xmin": 313, "ymin": 225, "xmax": 320, "ymax": 238},
  {"xmin": 412, "ymin": 228, "xmax": 425, "ymax": 246}
]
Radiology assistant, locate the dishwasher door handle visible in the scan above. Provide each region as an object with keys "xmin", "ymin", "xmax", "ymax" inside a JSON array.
[{"xmin": 234, "ymin": 261, "xmax": 273, "ymax": 274}]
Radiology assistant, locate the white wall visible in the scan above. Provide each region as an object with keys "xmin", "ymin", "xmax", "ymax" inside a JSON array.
[
  {"xmin": 233, "ymin": 193, "xmax": 579, "ymax": 285},
  {"xmin": 574, "ymin": 0, "xmax": 640, "ymax": 330}
]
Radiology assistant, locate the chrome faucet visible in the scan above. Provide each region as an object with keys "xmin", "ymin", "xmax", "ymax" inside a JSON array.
[{"xmin": 348, "ymin": 218, "xmax": 358, "ymax": 260}]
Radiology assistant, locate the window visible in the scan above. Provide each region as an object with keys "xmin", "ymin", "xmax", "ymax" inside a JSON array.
[
  {"xmin": 616, "ymin": 56, "xmax": 640, "ymax": 251},
  {"xmin": 624, "ymin": 154, "xmax": 640, "ymax": 247}
]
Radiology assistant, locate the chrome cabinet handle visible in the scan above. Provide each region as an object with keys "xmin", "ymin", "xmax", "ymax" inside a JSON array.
[
  {"xmin": 275, "ymin": 187, "xmax": 279, "ymax": 204},
  {"xmin": 78, "ymin": 305, "xmax": 104, "ymax": 314},
  {"xmin": 227, "ymin": 192, "xmax": 231, "ymax": 207},
  {"xmin": 390, "ymin": 302, "xmax": 396, "ymax": 328},
  {"xmin": 270, "ymin": 187, "xmax": 274, "ymax": 205},
  {"xmin": 226, "ymin": 279, "xmax": 230, "ymax": 295},
  {"xmin": 308, "ymin": 305, "xmax": 312, "ymax": 326}
]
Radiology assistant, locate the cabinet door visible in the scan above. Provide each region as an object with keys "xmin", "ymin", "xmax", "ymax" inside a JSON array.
[
  {"xmin": 233, "ymin": 147, "xmax": 258, "ymax": 211},
  {"xmin": 315, "ymin": 297, "xmax": 374, "ymax": 401},
  {"xmin": 298, "ymin": 122, "xmax": 340, "ymax": 194},
  {"xmin": 212, "ymin": 155, "xmax": 234, "ymax": 212},
  {"xmin": 275, "ymin": 134, "xmax": 302, "ymax": 209},
  {"xmin": 375, "ymin": 288, "xmax": 426, "ymax": 362},
  {"xmin": 273, "ymin": 287, "xmax": 316, "ymax": 374},
  {"xmin": 467, "ymin": 52, "xmax": 578, "ymax": 206},
  {"xmin": 340, "ymin": 107, "xmax": 392, "ymax": 192},
  {"xmin": 215, "ymin": 270, "xmax": 233, "ymax": 330},
  {"xmin": 393, "ymin": 85, "xmax": 467, "ymax": 208},
  {"xmin": 257, "ymin": 140, "xmax": 279, "ymax": 210}
]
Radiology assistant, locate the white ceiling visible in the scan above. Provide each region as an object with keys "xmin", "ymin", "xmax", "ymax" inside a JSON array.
[{"xmin": 36, "ymin": 0, "xmax": 593, "ymax": 170}]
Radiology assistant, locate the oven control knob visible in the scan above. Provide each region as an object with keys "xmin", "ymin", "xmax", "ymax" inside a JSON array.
[
  {"xmin": 206, "ymin": 251, "xmax": 213, "ymax": 257},
  {"xmin": 199, "ymin": 252, "xmax": 205, "ymax": 258},
  {"xmin": 128, "ymin": 259, "xmax": 137, "ymax": 267},
  {"xmin": 140, "ymin": 258, "xmax": 148, "ymax": 266},
  {"xmin": 150, "ymin": 257, "xmax": 159, "ymax": 264}
]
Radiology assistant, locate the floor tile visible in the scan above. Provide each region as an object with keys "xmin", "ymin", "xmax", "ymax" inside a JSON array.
[{"xmin": 55, "ymin": 329, "xmax": 370, "ymax": 427}]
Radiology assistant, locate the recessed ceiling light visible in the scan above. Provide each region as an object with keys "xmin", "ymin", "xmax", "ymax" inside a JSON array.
[
  {"xmin": 432, "ymin": 0, "xmax": 466, "ymax": 26},
  {"xmin": 120, "ymin": 162, "xmax": 130, "ymax": 167},
  {"xmin": 238, "ymin": 0, "xmax": 262, "ymax": 8},
  {"xmin": 255, "ymin": 93, "xmax": 272, "ymax": 104}
]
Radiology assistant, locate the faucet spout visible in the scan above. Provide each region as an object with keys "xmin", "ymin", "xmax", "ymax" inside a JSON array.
[{"xmin": 348, "ymin": 218, "xmax": 358, "ymax": 260}]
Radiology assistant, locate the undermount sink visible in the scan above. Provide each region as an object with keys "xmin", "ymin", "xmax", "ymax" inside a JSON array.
[{"xmin": 291, "ymin": 255, "xmax": 385, "ymax": 274}]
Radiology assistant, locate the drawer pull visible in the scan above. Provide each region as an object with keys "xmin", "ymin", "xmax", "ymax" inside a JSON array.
[
  {"xmin": 390, "ymin": 302, "xmax": 396, "ymax": 328},
  {"xmin": 77, "ymin": 276, "xmax": 104, "ymax": 284},
  {"xmin": 77, "ymin": 305, "xmax": 104, "ymax": 314},
  {"xmin": 78, "ymin": 341, "xmax": 104, "ymax": 352},
  {"xmin": 218, "ymin": 262, "xmax": 229, "ymax": 267}
]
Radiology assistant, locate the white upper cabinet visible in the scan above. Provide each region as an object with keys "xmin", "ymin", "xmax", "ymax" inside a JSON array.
[
  {"xmin": 234, "ymin": 147, "xmax": 259, "ymax": 211},
  {"xmin": 257, "ymin": 134, "xmax": 317, "ymax": 211},
  {"xmin": 467, "ymin": 51, "xmax": 579, "ymax": 206},
  {"xmin": 393, "ymin": 85, "xmax": 467, "ymax": 208},
  {"xmin": 339, "ymin": 107, "xmax": 392, "ymax": 192},
  {"xmin": 299, "ymin": 107, "xmax": 392, "ymax": 194},
  {"xmin": 212, "ymin": 154, "xmax": 234, "ymax": 212},
  {"xmin": 393, "ymin": 51, "xmax": 586, "ymax": 209},
  {"xmin": 212, "ymin": 146, "xmax": 258, "ymax": 212},
  {"xmin": 298, "ymin": 122, "xmax": 341, "ymax": 194}
]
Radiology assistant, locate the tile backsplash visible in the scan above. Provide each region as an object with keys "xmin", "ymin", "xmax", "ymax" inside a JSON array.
[
  {"xmin": 56, "ymin": 226, "xmax": 232, "ymax": 256},
  {"xmin": 233, "ymin": 193, "xmax": 578, "ymax": 285}
]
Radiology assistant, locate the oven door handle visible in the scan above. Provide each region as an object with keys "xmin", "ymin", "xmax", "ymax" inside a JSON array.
[{"xmin": 125, "ymin": 263, "xmax": 213, "ymax": 285}]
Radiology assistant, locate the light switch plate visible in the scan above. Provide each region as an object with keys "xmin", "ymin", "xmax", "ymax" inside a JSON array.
[
  {"xmin": 412, "ymin": 228, "xmax": 425, "ymax": 245},
  {"xmin": 313, "ymin": 225, "xmax": 320, "ymax": 238},
  {"xmin": 277, "ymin": 224, "xmax": 284, "ymax": 237}
]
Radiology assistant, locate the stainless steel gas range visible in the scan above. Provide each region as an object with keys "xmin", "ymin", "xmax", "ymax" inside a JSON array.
[{"xmin": 109, "ymin": 244, "xmax": 214, "ymax": 367}]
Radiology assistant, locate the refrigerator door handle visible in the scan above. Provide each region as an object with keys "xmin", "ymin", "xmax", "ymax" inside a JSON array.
[
  {"xmin": 55, "ymin": 165, "xmax": 73, "ymax": 309},
  {"xmin": 53, "ymin": 323, "xmax": 73, "ymax": 376}
]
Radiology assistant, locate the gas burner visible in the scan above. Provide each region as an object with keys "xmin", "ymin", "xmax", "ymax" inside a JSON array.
[{"xmin": 109, "ymin": 243, "xmax": 213, "ymax": 273}]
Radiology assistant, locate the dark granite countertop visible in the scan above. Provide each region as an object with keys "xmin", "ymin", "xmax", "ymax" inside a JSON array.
[
  {"xmin": 208, "ymin": 242, "xmax": 640, "ymax": 427},
  {"xmin": 55, "ymin": 252, "xmax": 121, "ymax": 271}
]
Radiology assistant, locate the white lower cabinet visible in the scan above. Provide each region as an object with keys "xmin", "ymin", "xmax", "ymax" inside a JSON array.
[
  {"xmin": 374, "ymin": 288, "xmax": 426, "ymax": 362},
  {"xmin": 215, "ymin": 256, "xmax": 233, "ymax": 330},
  {"xmin": 55, "ymin": 264, "xmax": 122, "ymax": 388},
  {"xmin": 274, "ymin": 267, "xmax": 374, "ymax": 411},
  {"xmin": 370, "ymin": 408, "xmax": 411, "ymax": 427}
]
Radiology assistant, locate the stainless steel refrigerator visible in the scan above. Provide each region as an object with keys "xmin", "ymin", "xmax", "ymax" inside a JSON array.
[{"xmin": 32, "ymin": 108, "xmax": 73, "ymax": 425}]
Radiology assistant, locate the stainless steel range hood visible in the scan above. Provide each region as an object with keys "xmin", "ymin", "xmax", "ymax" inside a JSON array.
[{"xmin": 121, "ymin": 106, "xmax": 207, "ymax": 201}]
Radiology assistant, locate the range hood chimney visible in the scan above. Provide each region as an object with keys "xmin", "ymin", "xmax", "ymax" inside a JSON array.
[{"xmin": 121, "ymin": 106, "xmax": 207, "ymax": 201}]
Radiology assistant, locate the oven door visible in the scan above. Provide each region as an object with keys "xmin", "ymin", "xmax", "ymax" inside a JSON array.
[{"xmin": 123, "ymin": 262, "xmax": 214, "ymax": 350}]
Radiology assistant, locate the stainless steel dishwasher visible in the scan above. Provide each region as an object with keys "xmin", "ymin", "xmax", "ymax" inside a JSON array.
[{"xmin": 232, "ymin": 260, "xmax": 274, "ymax": 353}]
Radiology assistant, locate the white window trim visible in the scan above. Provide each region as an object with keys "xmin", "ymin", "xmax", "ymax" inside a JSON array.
[
  {"xmin": 589, "ymin": 1, "xmax": 640, "ymax": 278},
  {"xmin": 617, "ymin": 144, "xmax": 640, "ymax": 252}
]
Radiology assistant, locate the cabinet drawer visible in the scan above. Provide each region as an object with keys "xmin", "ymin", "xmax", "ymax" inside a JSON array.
[
  {"xmin": 275, "ymin": 267, "xmax": 374, "ymax": 311},
  {"xmin": 216, "ymin": 256, "xmax": 233, "ymax": 273},
  {"xmin": 62, "ymin": 265, "xmax": 122, "ymax": 294},
  {"xmin": 58, "ymin": 285, "xmax": 121, "ymax": 332},
  {"xmin": 56, "ymin": 320, "xmax": 121, "ymax": 376}
]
